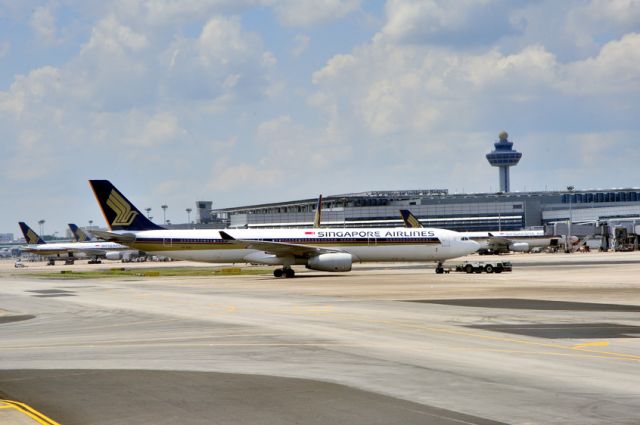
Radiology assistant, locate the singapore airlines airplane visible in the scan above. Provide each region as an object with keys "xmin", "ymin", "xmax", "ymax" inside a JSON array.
[
  {"xmin": 400, "ymin": 209, "xmax": 561, "ymax": 253},
  {"xmin": 89, "ymin": 180, "xmax": 480, "ymax": 277},
  {"xmin": 19, "ymin": 222, "xmax": 135, "ymax": 265},
  {"xmin": 68, "ymin": 223, "xmax": 143, "ymax": 261}
]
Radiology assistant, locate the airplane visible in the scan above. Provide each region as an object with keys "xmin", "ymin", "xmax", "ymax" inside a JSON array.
[
  {"xmin": 18, "ymin": 222, "xmax": 136, "ymax": 265},
  {"xmin": 68, "ymin": 223, "xmax": 143, "ymax": 261},
  {"xmin": 400, "ymin": 209, "xmax": 561, "ymax": 253},
  {"xmin": 88, "ymin": 180, "xmax": 480, "ymax": 277}
]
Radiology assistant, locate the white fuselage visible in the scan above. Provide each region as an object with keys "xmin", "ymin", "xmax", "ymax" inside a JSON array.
[
  {"xmin": 21, "ymin": 241, "xmax": 132, "ymax": 258},
  {"xmin": 120, "ymin": 227, "xmax": 479, "ymax": 265}
]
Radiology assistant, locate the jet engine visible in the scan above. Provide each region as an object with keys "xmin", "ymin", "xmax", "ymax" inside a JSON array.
[
  {"xmin": 509, "ymin": 242, "xmax": 530, "ymax": 252},
  {"xmin": 105, "ymin": 252, "xmax": 123, "ymax": 260},
  {"xmin": 306, "ymin": 253, "xmax": 352, "ymax": 272}
]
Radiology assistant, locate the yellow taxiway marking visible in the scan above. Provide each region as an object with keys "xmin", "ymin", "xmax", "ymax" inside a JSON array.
[
  {"xmin": 293, "ymin": 310, "xmax": 640, "ymax": 363},
  {"xmin": 0, "ymin": 399, "xmax": 60, "ymax": 425},
  {"xmin": 385, "ymin": 320, "xmax": 640, "ymax": 363},
  {"xmin": 573, "ymin": 341, "xmax": 610, "ymax": 349}
]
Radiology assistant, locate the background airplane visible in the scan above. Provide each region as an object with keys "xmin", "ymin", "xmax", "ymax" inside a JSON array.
[
  {"xmin": 69, "ymin": 223, "xmax": 143, "ymax": 261},
  {"xmin": 400, "ymin": 209, "xmax": 561, "ymax": 253},
  {"xmin": 19, "ymin": 222, "xmax": 137, "ymax": 265}
]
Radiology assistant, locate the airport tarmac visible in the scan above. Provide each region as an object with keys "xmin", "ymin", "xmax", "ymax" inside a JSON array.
[{"xmin": 1, "ymin": 252, "xmax": 639, "ymax": 424}]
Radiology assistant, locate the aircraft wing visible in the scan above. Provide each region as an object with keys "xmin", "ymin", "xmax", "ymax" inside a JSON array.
[
  {"xmin": 219, "ymin": 231, "xmax": 339, "ymax": 257},
  {"xmin": 90, "ymin": 230, "xmax": 137, "ymax": 243}
]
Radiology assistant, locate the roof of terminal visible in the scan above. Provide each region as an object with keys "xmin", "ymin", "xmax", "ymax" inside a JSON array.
[{"xmin": 212, "ymin": 188, "xmax": 640, "ymax": 213}]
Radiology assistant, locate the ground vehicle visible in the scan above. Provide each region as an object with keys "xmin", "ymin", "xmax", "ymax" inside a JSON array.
[{"xmin": 455, "ymin": 261, "xmax": 512, "ymax": 274}]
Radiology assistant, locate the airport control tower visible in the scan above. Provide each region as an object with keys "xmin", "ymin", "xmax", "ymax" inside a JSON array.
[{"xmin": 486, "ymin": 131, "xmax": 522, "ymax": 192}]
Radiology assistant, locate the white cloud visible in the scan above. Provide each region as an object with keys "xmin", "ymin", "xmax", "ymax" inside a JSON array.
[
  {"xmin": 566, "ymin": 0, "xmax": 640, "ymax": 49},
  {"xmin": 266, "ymin": 0, "xmax": 362, "ymax": 27},
  {"xmin": 378, "ymin": 0, "xmax": 520, "ymax": 46},
  {"xmin": 123, "ymin": 111, "xmax": 183, "ymax": 147},
  {"xmin": 256, "ymin": 115, "xmax": 350, "ymax": 170},
  {"xmin": 208, "ymin": 162, "xmax": 284, "ymax": 191},
  {"xmin": 0, "ymin": 66, "xmax": 63, "ymax": 119},
  {"xmin": 562, "ymin": 33, "xmax": 640, "ymax": 94},
  {"xmin": 312, "ymin": 54, "xmax": 356, "ymax": 84},
  {"xmin": 292, "ymin": 34, "xmax": 310, "ymax": 56},
  {"xmin": 102, "ymin": 0, "xmax": 360, "ymax": 30},
  {"xmin": 82, "ymin": 15, "xmax": 148, "ymax": 54},
  {"xmin": 106, "ymin": 0, "xmax": 253, "ymax": 27},
  {"xmin": 29, "ymin": 6, "xmax": 59, "ymax": 44},
  {"xmin": 163, "ymin": 16, "xmax": 276, "ymax": 102}
]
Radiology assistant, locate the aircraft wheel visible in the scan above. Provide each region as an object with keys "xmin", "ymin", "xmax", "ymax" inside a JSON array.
[
  {"xmin": 273, "ymin": 268, "xmax": 283, "ymax": 278},
  {"xmin": 284, "ymin": 268, "xmax": 295, "ymax": 278}
]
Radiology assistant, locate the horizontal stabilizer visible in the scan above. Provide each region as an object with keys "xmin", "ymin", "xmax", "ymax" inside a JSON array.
[{"xmin": 90, "ymin": 230, "xmax": 137, "ymax": 243}]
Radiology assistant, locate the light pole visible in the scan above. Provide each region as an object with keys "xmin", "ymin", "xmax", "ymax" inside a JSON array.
[
  {"xmin": 38, "ymin": 219, "xmax": 45, "ymax": 236},
  {"xmin": 567, "ymin": 185, "xmax": 575, "ymax": 253},
  {"xmin": 186, "ymin": 208, "xmax": 192, "ymax": 225},
  {"xmin": 161, "ymin": 205, "xmax": 168, "ymax": 225},
  {"xmin": 145, "ymin": 208, "xmax": 151, "ymax": 219}
]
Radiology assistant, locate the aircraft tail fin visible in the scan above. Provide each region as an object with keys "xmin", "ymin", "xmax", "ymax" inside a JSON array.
[
  {"xmin": 68, "ymin": 223, "xmax": 95, "ymax": 242},
  {"xmin": 18, "ymin": 222, "xmax": 46, "ymax": 244},
  {"xmin": 88, "ymin": 180, "xmax": 164, "ymax": 231},
  {"xmin": 313, "ymin": 195, "xmax": 323, "ymax": 228},
  {"xmin": 400, "ymin": 210, "xmax": 424, "ymax": 228}
]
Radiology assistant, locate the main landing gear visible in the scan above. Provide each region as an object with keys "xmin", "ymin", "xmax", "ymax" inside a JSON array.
[
  {"xmin": 273, "ymin": 267, "xmax": 295, "ymax": 278},
  {"xmin": 435, "ymin": 262, "xmax": 445, "ymax": 274}
]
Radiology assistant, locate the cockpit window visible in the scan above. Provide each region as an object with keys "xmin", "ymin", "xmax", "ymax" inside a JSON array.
[{"xmin": 461, "ymin": 236, "xmax": 469, "ymax": 241}]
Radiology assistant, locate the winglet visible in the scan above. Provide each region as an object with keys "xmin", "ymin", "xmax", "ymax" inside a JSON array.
[
  {"xmin": 400, "ymin": 210, "xmax": 424, "ymax": 228},
  {"xmin": 313, "ymin": 194, "xmax": 323, "ymax": 228},
  {"xmin": 18, "ymin": 222, "xmax": 46, "ymax": 245},
  {"xmin": 219, "ymin": 231, "xmax": 235, "ymax": 241},
  {"xmin": 89, "ymin": 180, "xmax": 164, "ymax": 231}
]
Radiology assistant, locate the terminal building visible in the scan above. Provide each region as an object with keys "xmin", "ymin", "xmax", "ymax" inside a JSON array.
[
  {"xmin": 206, "ymin": 132, "xmax": 639, "ymax": 248},
  {"xmin": 211, "ymin": 188, "xmax": 640, "ymax": 232}
]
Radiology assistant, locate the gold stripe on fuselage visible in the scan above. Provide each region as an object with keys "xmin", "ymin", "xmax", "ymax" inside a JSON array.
[{"xmin": 130, "ymin": 239, "xmax": 440, "ymax": 252}]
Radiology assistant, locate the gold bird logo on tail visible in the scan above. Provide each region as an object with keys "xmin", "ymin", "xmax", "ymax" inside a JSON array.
[
  {"xmin": 107, "ymin": 190, "xmax": 138, "ymax": 226},
  {"xmin": 26, "ymin": 229, "xmax": 40, "ymax": 244}
]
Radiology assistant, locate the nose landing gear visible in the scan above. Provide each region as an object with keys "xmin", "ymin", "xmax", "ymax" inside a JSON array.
[{"xmin": 435, "ymin": 262, "xmax": 445, "ymax": 274}]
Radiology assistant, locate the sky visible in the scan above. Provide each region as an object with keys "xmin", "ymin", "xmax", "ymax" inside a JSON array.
[{"xmin": 1, "ymin": 0, "xmax": 639, "ymax": 237}]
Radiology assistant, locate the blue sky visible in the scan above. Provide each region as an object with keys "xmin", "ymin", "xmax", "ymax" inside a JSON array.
[{"xmin": 1, "ymin": 0, "xmax": 639, "ymax": 236}]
